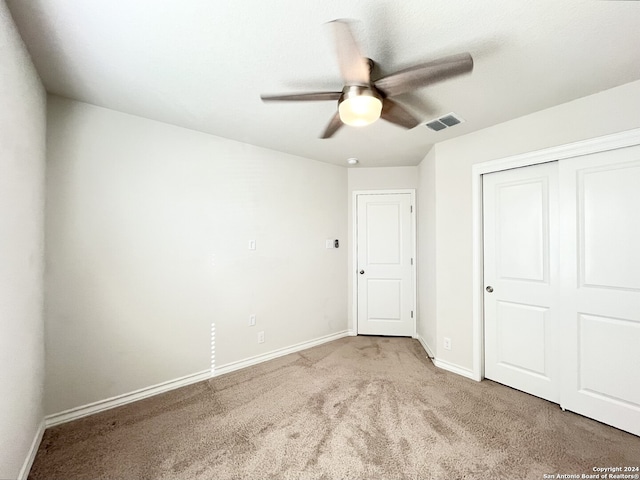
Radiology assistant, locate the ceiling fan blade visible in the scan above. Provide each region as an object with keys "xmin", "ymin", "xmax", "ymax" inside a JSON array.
[
  {"xmin": 329, "ymin": 20, "xmax": 370, "ymax": 85},
  {"xmin": 380, "ymin": 98, "xmax": 421, "ymax": 129},
  {"xmin": 374, "ymin": 52, "xmax": 473, "ymax": 97},
  {"xmin": 261, "ymin": 92, "xmax": 342, "ymax": 102},
  {"xmin": 320, "ymin": 112, "xmax": 343, "ymax": 139}
]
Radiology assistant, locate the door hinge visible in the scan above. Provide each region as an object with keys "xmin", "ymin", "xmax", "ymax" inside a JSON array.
[
  {"xmin": 411, "ymin": 258, "xmax": 413, "ymax": 265},
  {"xmin": 411, "ymin": 310, "xmax": 414, "ymax": 318},
  {"xmin": 410, "ymin": 205, "xmax": 413, "ymax": 213}
]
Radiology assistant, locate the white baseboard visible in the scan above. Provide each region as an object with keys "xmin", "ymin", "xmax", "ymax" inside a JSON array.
[
  {"xmin": 416, "ymin": 334, "xmax": 435, "ymax": 359},
  {"xmin": 213, "ymin": 330, "xmax": 349, "ymax": 377},
  {"xmin": 347, "ymin": 330, "xmax": 357, "ymax": 336},
  {"xmin": 415, "ymin": 335, "xmax": 479, "ymax": 381},
  {"xmin": 45, "ymin": 330, "xmax": 349, "ymax": 427},
  {"xmin": 432, "ymin": 358, "xmax": 478, "ymax": 381},
  {"xmin": 18, "ymin": 420, "xmax": 45, "ymax": 480},
  {"xmin": 45, "ymin": 369, "xmax": 212, "ymax": 427}
]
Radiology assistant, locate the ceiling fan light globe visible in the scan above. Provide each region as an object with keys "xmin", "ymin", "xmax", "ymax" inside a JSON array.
[{"xmin": 338, "ymin": 91, "xmax": 382, "ymax": 127}]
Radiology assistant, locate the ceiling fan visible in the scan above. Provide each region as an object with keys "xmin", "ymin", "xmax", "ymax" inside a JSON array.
[{"xmin": 260, "ymin": 19, "xmax": 474, "ymax": 139}]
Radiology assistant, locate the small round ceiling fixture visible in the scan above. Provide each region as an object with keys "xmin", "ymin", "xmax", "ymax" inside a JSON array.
[{"xmin": 347, "ymin": 157, "xmax": 359, "ymax": 165}]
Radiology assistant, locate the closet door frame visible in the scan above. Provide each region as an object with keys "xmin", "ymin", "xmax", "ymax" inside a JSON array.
[{"xmin": 470, "ymin": 128, "xmax": 640, "ymax": 382}]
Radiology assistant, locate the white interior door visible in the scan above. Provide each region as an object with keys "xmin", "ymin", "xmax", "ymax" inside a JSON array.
[
  {"xmin": 558, "ymin": 146, "xmax": 640, "ymax": 437},
  {"xmin": 483, "ymin": 162, "xmax": 560, "ymax": 403},
  {"xmin": 356, "ymin": 192, "xmax": 414, "ymax": 336}
]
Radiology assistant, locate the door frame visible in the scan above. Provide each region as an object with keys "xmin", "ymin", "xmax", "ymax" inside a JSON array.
[
  {"xmin": 352, "ymin": 189, "xmax": 417, "ymax": 337},
  {"xmin": 470, "ymin": 128, "xmax": 640, "ymax": 382}
]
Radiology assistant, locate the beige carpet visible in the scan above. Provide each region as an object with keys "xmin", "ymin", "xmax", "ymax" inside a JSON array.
[{"xmin": 29, "ymin": 336, "xmax": 639, "ymax": 479}]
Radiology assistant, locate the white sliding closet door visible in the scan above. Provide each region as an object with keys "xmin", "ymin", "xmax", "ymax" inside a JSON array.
[
  {"xmin": 483, "ymin": 162, "xmax": 560, "ymax": 403},
  {"xmin": 558, "ymin": 145, "xmax": 640, "ymax": 436},
  {"xmin": 484, "ymin": 143, "xmax": 640, "ymax": 437}
]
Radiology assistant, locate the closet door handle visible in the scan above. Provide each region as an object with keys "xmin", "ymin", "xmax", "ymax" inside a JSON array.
[
  {"xmin": 359, "ymin": 270, "xmax": 365, "ymax": 275},
  {"xmin": 486, "ymin": 286, "xmax": 494, "ymax": 293}
]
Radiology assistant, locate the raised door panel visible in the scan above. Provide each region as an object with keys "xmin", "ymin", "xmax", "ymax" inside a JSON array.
[
  {"xmin": 497, "ymin": 180, "xmax": 548, "ymax": 283},
  {"xmin": 366, "ymin": 203, "xmax": 402, "ymax": 265},
  {"xmin": 577, "ymin": 313, "xmax": 640, "ymax": 408},
  {"xmin": 367, "ymin": 279, "xmax": 402, "ymax": 322},
  {"xmin": 580, "ymin": 164, "xmax": 640, "ymax": 291},
  {"xmin": 496, "ymin": 301, "xmax": 549, "ymax": 378}
]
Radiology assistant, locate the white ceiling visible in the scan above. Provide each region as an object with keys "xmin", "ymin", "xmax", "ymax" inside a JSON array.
[{"xmin": 7, "ymin": 0, "xmax": 640, "ymax": 167}]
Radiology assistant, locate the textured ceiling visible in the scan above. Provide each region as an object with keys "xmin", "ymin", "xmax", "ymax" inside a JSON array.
[{"xmin": 7, "ymin": 0, "xmax": 640, "ymax": 167}]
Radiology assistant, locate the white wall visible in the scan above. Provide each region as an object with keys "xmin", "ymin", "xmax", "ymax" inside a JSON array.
[
  {"xmin": 0, "ymin": 2, "xmax": 46, "ymax": 478},
  {"xmin": 346, "ymin": 167, "xmax": 418, "ymax": 333},
  {"xmin": 45, "ymin": 96, "xmax": 348, "ymax": 415},
  {"xmin": 426, "ymin": 79, "xmax": 640, "ymax": 371},
  {"xmin": 416, "ymin": 148, "xmax": 436, "ymax": 354}
]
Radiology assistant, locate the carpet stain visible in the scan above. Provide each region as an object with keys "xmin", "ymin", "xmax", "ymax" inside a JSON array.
[{"xmin": 421, "ymin": 408, "xmax": 457, "ymax": 441}]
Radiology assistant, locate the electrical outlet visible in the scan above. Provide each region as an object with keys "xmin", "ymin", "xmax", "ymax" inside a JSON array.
[
  {"xmin": 258, "ymin": 331, "xmax": 265, "ymax": 343},
  {"xmin": 444, "ymin": 337, "xmax": 452, "ymax": 350},
  {"xmin": 249, "ymin": 314, "xmax": 256, "ymax": 326}
]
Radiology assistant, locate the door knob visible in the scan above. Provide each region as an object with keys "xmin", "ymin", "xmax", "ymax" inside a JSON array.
[
  {"xmin": 486, "ymin": 286, "xmax": 494, "ymax": 293},
  {"xmin": 359, "ymin": 270, "xmax": 365, "ymax": 275}
]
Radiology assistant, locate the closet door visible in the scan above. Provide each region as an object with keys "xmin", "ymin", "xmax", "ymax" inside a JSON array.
[
  {"xmin": 559, "ymin": 145, "xmax": 640, "ymax": 437},
  {"xmin": 483, "ymin": 162, "xmax": 560, "ymax": 403}
]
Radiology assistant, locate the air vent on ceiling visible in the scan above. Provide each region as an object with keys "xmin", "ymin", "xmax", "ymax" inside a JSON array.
[{"xmin": 425, "ymin": 112, "xmax": 464, "ymax": 132}]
